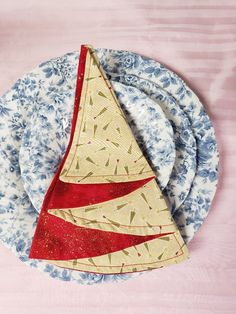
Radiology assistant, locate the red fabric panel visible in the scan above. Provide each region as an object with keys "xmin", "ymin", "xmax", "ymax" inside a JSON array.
[
  {"xmin": 47, "ymin": 177, "xmax": 154, "ymax": 209},
  {"xmin": 29, "ymin": 211, "xmax": 173, "ymax": 260}
]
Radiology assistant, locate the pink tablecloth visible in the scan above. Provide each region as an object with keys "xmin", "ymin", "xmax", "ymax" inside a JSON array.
[{"xmin": 0, "ymin": 0, "xmax": 235, "ymax": 313}]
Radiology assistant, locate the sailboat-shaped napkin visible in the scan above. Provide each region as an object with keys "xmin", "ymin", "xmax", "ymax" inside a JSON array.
[{"xmin": 29, "ymin": 45, "xmax": 189, "ymax": 274}]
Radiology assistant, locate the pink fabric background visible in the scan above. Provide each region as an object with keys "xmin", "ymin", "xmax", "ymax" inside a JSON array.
[{"xmin": 0, "ymin": 0, "xmax": 235, "ymax": 313}]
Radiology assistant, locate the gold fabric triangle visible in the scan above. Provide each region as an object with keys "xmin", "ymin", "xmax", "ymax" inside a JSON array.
[{"xmin": 59, "ymin": 46, "xmax": 155, "ymax": 184}]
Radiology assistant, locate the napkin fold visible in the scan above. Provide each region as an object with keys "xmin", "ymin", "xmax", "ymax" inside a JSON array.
[{"xmin": 29, "ymin": 44, "xmax": 189, "ymax": 274}]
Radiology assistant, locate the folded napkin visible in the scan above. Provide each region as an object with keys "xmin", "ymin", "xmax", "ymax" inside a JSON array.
[{"xmin": 29, "ymin": 45, "xmax": 188, "ymax": 274}]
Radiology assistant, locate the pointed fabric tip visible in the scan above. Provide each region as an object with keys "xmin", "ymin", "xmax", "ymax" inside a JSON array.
[{"xmin": 59, "ymin": 44, "xmax": 155, "ymax": 184}]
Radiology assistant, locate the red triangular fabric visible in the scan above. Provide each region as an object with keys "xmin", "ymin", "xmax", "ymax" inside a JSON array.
[{"xmin": 47, "ymin": 177, "xmax": 154, "ymax": 209}]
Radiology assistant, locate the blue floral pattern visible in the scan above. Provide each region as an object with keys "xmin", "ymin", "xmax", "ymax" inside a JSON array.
[{"xmin": 0, "ymin": 48, "xmax": 219, "ymax": 285}]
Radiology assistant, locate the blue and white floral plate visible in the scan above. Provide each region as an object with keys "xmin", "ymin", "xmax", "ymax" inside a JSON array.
[
  {"xmin": 0, "ymin": 53, "xmax": 135, "ymax": 284},
  {"xmin": 0, "ymin": 48, "xmax": 219, "ymax": 285}
]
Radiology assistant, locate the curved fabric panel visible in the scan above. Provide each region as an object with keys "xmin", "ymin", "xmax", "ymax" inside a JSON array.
[
  {"xmin": 59, "ymin": 45, "xmax": 154, "ymax": 184},
  {"xmin": 47, "ymin": 177, "xmax": 154, "ymax": 210},
  {"xmin": 29, "ymin": 210, "xmax": 173, "ymax": 260}
]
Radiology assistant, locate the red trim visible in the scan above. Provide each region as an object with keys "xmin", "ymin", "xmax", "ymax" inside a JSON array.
[{"xmin": 29, "ymin": 45, "xmax": 161, "ymax": 264}]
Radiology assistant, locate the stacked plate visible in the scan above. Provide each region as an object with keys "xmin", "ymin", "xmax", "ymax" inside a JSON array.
[{"xmin": 0, "ymin": 48, "xmax": 219, "ymax": 285}]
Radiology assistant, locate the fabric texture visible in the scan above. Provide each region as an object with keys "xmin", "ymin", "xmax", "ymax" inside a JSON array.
[{"xmin": 29, "ymin": 44, "xmax": 189, "ymax": 274}]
